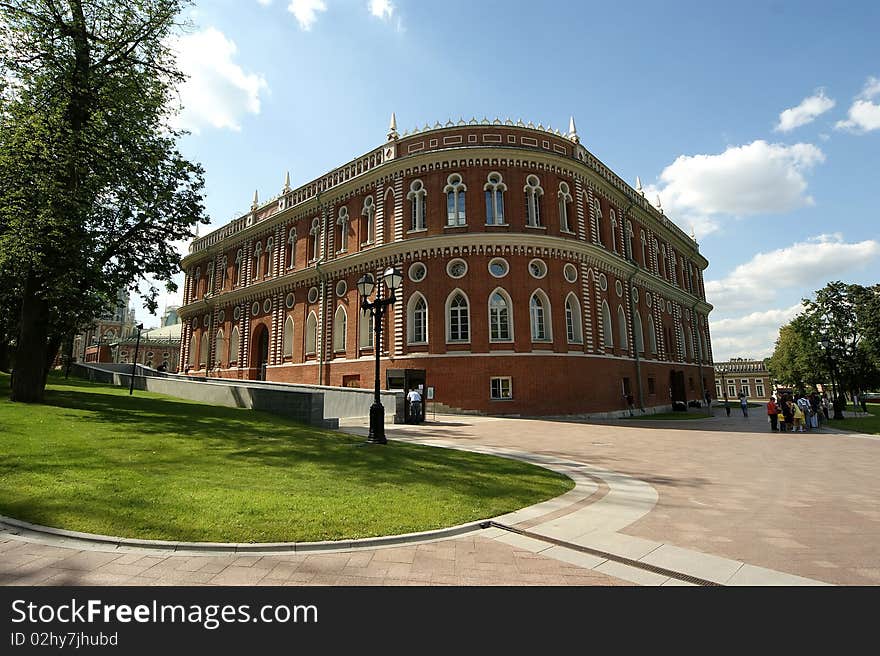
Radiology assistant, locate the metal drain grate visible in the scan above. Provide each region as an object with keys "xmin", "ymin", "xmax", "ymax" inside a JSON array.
[{"xmin": 483, "ymin": 521, "xmax": 722, "ymax": 587}]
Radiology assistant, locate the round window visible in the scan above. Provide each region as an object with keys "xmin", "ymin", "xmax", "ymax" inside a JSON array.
[
  {"xmin": 203, "ymin": 315, "xmax": 210, "ymax": 327},
  {"xmin": 667, "ymin": 301, "xmax": 673, "ymax": 314},
  {"xmin": 615, "ymin": 280, "xmax": 623, "ymax": 297},
  {"xmin": 632, "ymin": 288, "xmax": 639, "ymax": 304},
  {"xmin": 251, "ymin": 302, "xmax": 260, "ymax": 316},
  {"xmin": 191, "ymin": 318, "xmax": 198, "ymax": 329},
  {"xmin": 218, "ymin": 310, "xmax": 226, "ymax": 324},
  {"xmin": 263, "ymin": 299, "xmax": 272, "ymax": 313},
  {"xmin": 285, "ymin": 293, "xmax": 295, "ymax": 309},
  {"xmin": 488, "ymin": 258, "xmax": 509, "ymax": 278},
  {"xmin": 308, "ymin": 287, "xmax": 319, "ymax": 304},
  {"xmin": 645, "ymin": 292, "xmax": 652, "ymax": 308},
  {"xmin": 336, "ymin": 280, "xmax": 347, "ymax": 296},
  {"xmin": 529, "ymin": 259, "xmax": 547, "ymax": 279},
  {"xmin": 233, "ymin": 306, "xmax": 241, "ymax": 321},
  {"xmin": 409, "ymin": 262, "xmax": 427, "ymax": 282},
  {"xmin": 598, "ymin": 273, "xmax": 608, "ymax": 291},
  {"xmin": 563, "ymin": 263, "xmax": 578, "ymax": 283},
  {"xmin": 447, "ymin": 259, "xmax": 468, "ymax": 279}
]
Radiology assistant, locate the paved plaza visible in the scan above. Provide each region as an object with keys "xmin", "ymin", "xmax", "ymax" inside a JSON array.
[{"xmin": 1, "ymin": 407, "xmax": 878, "ymax": 586}]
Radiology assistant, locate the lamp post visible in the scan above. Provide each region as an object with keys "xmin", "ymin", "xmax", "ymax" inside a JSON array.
[
  {"xmin": 718, "ymin": 365, "xmax": 728, "ymax": 403},
  {"xmin": 357, "ymin": 267, "xmax": 403, "ymax": 445},
  {"xmin": 129, "ymin": 323, "xmax": 144, "ymax": 396}
]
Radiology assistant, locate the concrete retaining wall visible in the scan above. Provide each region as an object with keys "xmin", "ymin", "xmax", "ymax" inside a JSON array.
[{"xmin": 71, "ymin": 364, "xmax": 404, "ymax": 428}]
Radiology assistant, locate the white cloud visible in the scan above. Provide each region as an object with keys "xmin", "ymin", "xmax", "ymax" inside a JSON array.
[
  {"xmin": 775, "ymin": 90, "xmax": 835, "ymax": 132},
  {"xmin": 288, "ymin": 0, "xmax": 326, "ymax": 30},
  {"xmin": 644, "ymin": 140, "xmax": 824, "ymax": 239},
  {"xmin": 256, "ymin": 0, "xmax": 272, "ymax": 6},
  {"xmin": 710, "ymin": 304, "xmax": 803, "ymax": 361},
  {"xmin": 705, "ymin": 233, "xmax": 880, "ymax": 312},
  {"xmin": 835, "ymin": 76, "xmax": 880, "ymax": 132},
  {"xmin": 171, "ymin": 28, "xmax": 268, "ymax": 134},
  {"xmin": 369, "ymin": 0, "xmax": 394, "ymax": 20}
]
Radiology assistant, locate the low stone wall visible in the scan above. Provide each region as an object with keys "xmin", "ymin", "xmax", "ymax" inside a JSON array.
[{"xmin": 71, "ymin": 364, "xmax": 404, "ymax": 428}]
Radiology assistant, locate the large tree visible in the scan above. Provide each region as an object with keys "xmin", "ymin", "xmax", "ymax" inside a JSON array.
[{"xmin": 0, "ymin": 0, "xmax": 207, "ymax": 402}]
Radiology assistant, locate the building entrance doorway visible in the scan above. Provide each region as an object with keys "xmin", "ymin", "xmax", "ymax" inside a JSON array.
[{"xmin": 253, "ymin": 325, "xmax": 269, "ymax": 381}]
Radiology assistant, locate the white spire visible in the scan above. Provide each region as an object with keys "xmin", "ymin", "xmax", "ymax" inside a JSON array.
[
  {"xmin": 568, "ymin": 115, "xmax": 579, "ymax": 143},
  {"xmin": 283, "ymin": 171, "xmax": 291, "ymax": 192},
  {"xmin": 251, "ymin": 189, "xmax": 259, "ymax": 210},
  {"xmin": 655, "ymin": 194, "xmax": 663, "ymax": 212},
  {"xmin": 690, "ymin": 225, "xmax": 697, "ymax": 241},
  {"xmin": 387, "ymin": 112, "xmax": 399, "ymax": 141},
  {"xmin": 636, "ymin": 176, "xmax": 644, "ymax": 195}
]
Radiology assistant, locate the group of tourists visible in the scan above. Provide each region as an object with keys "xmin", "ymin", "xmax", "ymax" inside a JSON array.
[{"xmin": 766, "ymin": 392, "xmax": 828, "ymax": 433}]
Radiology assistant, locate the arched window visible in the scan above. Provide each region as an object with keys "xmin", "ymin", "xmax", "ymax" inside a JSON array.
[
  {"xmin": 558, "ymin": 182, "xmax": 573, "ymax": 232},
  {"xmin": 651, "ymin": 238, "xmax": 659, "ymax": 274},
  {"xmin": 530, "ymin": 291, "xmax": 551, "ymax": 341},
  {"xmin": 602, "ymin": 301, "xmax": 613, "ymax": 350},
  {"xmin": 207, "ymin": 260, "xmax": 216, "ymax": 294},
  {"xmin": 215, "ymin": 329, "xmax": 225, "ymax": 367},
  {"xmin": 444, "ymin": 174, "xmax": 466, "ymax": 226},
  {"xmin": 685, "ymin": 325, "xmax": 694, "ymax": 361},
  {"xmin": 361, "ymin": 196, "xmax": 375, "ymax": 244},
  {"xmin": 446, "ymin": 291, "xmax": 470, "ymax": 342},
  {"xmin": 633, "ymin": 310, "xmax": 645, "ymax": 353},
  {"xmin": 648, "ymin": 315, "xmax": 657, "ymax": 355},
  {"xmin": 229, "ymin": 326, "xmax": 240, "ymax": 365},
  {"xmin": 610, "ymin": 210, "xmax": 618, "ymax": 253},
  {"xmin": 253, "ymin": 241, "xmax": 263, "ymax": 279},
  {"xmin": 565, "ymin": 293, "xmax": 582, "ymax": 343},
  {"xmin": 235, "ymin": 249, "xmax": 244, "ymax": 286},
  {"xmin": 219, "ymin": 255, "xmax": 228, "ymax": 289},
  {"xmin": 524, "ymin": 175, "xmax": 544, "ymax": 227},
  {"xmin": 188, "ymin": 333, "xmax": 198, "ymax": 366},
  {"xmin": 305, "ymin": 311, "xmax": 318, "ymax": 354},
  {"xmin": 265, "ymin": 237, "xmax": 274, "ymax": 277},
  {"xmin": 617, "ymin": 305, "xmax": 628, "ymax": 350},
  {"xmin": 484, "ymin": 172, "xmax": 507, "ymax": 225},
  {"xmin": 488, "ymin": 289, "xmax": 513, "ymax": 342},
  {"xmin": 407, "ymin": 179, "xmax": 427, "ymax": 231},
  {"xmin": 287, "ymin": 228, "xmax": 297, "ymax": 269},
  {"xmin": 360, "ymin": 309, "xmax": 374, "ymax": 348},
  {"xmin": 199, "ymin": 332, "xmax": 209, "ymax": 368},
  {"xmin": 283, "ymin": 316, "xmax": 294, "ymax": 358},
  {"xmin": 193, "ymin": 267, "xmax": 202, "ymax": 300},
  {"xmin": 333, "ymin": 306, "xmax": 347, "ymax": 352},
  {"xmin": 625, "ymin": 220, "xmax": 634, "ymax": 260},
  {"xmin": 383, "ymin": 188, "xmax": 395, "ymax": 244},
  {"xmin": 407, "ymin": 293, "xmax": 428, "ymax": 344},
  {"xmin": 337, "ymin": 206, "xmax": 349, "ymax": 252},
  {"xmin": 660, "ymin": 244, "xmax": 667, "ymax": 278},
  {"xmin": 640, "ymin": 231, "xmax": 647, "ymax": 268},
  {"xmin": 310, "ymin": 217, "xmax": 321, "ymax": 261},
  {"xmin": 594, "ymin": 199, "xmax": 604, "ymax": 245}
]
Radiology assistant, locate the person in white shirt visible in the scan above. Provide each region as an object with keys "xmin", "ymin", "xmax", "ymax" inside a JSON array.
[{"xmin": 407, "ymin": 388, "xmax": 422, "ymax": 424}]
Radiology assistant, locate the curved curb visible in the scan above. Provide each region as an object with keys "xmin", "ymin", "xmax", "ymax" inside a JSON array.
[{"xmin": 0, "ymin": 514, "xmax": 487, "ymax": 554}]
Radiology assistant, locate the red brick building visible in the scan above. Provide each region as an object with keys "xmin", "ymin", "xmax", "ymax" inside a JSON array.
[{"xmin": 178, "ymin": 117, "xmax": 715, "ymax": 416}]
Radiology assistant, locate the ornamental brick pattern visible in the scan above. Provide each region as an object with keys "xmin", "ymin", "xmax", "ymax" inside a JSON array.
[{"xmin": 177, "ymin": 120, "xmax": 715, "ymax": 414}]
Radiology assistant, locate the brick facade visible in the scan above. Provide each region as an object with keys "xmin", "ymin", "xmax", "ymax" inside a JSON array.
[{"xmin": 178, "ymin": 120, "xmax": 715, "ymax": 415}]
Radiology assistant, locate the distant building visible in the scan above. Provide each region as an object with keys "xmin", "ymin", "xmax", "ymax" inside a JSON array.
[
  {"xmin": 714, "ymin": 358, "xmax": 771, "ymax": 401},
  {"xmin": 115, "ymin": 306, "xmax": 182, "ymax": 372},
  {"xmin": 75, "ymin": 288, "xmax": 137, "ymax": 363}
]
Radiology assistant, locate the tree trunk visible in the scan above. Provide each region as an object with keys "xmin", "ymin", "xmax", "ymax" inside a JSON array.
[
  {"xmin": 11, "ymin": 275, "xmax": 49, "ymax": 403},
  {"xmin": 0, "ymin": 340, "xmax": 11, "ymax": 373}
]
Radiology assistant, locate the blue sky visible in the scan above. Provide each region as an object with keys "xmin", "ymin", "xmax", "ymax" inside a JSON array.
[{"xmin": 140, "ymin": 0, "xmax": 880, "ymax": 361}]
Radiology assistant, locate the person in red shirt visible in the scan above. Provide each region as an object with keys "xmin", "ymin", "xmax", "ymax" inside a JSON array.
[{"xmin": 767, "ymin": 396, "xmax": 779, "ymax": 432}]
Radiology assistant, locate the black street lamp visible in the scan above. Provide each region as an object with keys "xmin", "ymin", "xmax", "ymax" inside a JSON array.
[
  {"xmin": 129, "ymin": 323, "xmax": 144, "ymax": 396},
  {"xmin": 718, "ymin": 365, "xmax": 728, "ymax": 402},
  {"xmin": 357, "ymin": 267, "xmax": 403, "ymax": 445}
]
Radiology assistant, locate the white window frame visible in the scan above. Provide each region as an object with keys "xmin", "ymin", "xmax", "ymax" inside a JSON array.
[
  {"xmin": 617, "ymin": 304, "xmax": 628, "ymax": 350},
  {"xmin": 333, "ymin": 306, "xmax": 347, "ymax": 353},
  {"xmin": 490, "ymin": 376, "xmax": 513, "ymax": 400},
  {"xmin": 443, "ymin": 173, "xmax": 467, "ymax": 227},
  {"xmin": 602, "ymin": 300, "xmax": 613, "ymax": 350},
  {"xmin": 337, "ymin": 206, "xmax": 349, "ymax": 252},
  {"xmin": 488, "ymin": 288, "xmax": 514, "ymax": 343},
  {"xmin": 407, "ymin": 179, "xmax": 427, "ymax": 231},
  {"xmin": 446, "ymin": 289, "xmax": 471, "ymax": 343},
  {"xmin": 361, "ymin": 196, "xmax": 375, "ymax": 245},
  {"xmin": 524, "ymin": 175, "xmax": 544, "ymax": 228},
  {"xmin": 484, "ymin": 172, "xmax": 507, "ymax": 225},
  {"xmin": 283, "ymin": 316, "xmax": 294, "ymax": 359},
  {"xmin": 565, "ymin": 293, "xmax": 582, "ymax": 344},
  {"xmin": 558, "ymin": 181, "xmax": 573, "ymax": 233},
  {"xmin": 305, "ymin": 311, "xmax": 318, "ymax": 355},
  {"xmin": 407, "ymin": 293, "xmax": 428, "ymax": 345},
  {"xmin": 529, "ymin": 290, "xmax": 552, "ymax": 342}
]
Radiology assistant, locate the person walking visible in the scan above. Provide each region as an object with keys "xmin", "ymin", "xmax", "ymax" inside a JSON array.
[
  {"xmin": 821, "ymin": 394, "xmax": 829, "ymax": 420},
  {"xmin": 767, "ymin": 396, "xmax": 779, "ymax": 432},
  {"xmin": 406, "ymin": 387, "xmax": 422, "ymax": 424},
  {"xmin": 739, "ymin": 392, "xmax": 749, "ymax": 417},
  {"xmin": 782, "ymin": 399, "xmax": 794, "ymax": 432},
  {"xmin": 797, "ymin": 395, "xmax": 812, "ymax": 432},
  {"xmin": 792, "ymin": 399, "xmax": 805, "ymax": 432},
  {"xmin": 704, "ymin": 390, "xmax": 712, "ymax": 408},
  {"xmin": 723, "ymin": 396, "xmax": 731, "ymax": 417}
]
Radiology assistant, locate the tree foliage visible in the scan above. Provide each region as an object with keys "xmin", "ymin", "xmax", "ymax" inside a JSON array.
[
  {"xmin": 0, "ymin": 0, "xmax": 207, "ymax": 401},
  {"xmin": 768, "ymin": 281, "xmax": 880, "ymax": 396}
]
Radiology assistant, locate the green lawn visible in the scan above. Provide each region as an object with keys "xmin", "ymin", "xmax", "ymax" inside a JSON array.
[
  {"xmin": 0, "ymin": 372, "xmax": 572, "ymax": 543},
  {"xmin": 834, "ymin": 403, "xmax": 880, "ymax": 435}
]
